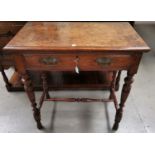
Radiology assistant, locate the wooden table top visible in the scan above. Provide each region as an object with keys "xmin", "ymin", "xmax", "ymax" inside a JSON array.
[{"xmin": 3, "ymin": 22, "xmax": 150, "ymax": 53}]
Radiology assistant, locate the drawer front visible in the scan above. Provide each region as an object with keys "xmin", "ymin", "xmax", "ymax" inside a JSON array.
[
  {"xmin": 24, "ymin": 54, "xmax": 137, "ymax": 71},
  {"xmin": 79, "ymin": 54, "xmax": 137, "ymax": 71},
  {"xmin": 24, "ymin": 54, "xmax": 76, "ymax": 71}
]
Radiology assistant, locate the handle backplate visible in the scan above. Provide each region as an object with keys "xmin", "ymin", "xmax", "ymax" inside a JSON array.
[
  {"xmin": 39, "ymin": 57, "xmax": 58, "ymax": 65},
  {"xmin": 96, "ymin": 57, "xmax": 112, "ymax": 66}
]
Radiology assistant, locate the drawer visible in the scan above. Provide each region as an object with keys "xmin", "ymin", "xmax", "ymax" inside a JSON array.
[
  {"xmin": 24, "ymin": 54, "xmax": 137, "ymax": 71},
  {"xmin": 79, "ymin": 54, "xmax": 137, "ymax": 71},
  {"xmin": 24, "ymin": 54, "xmax": 76, "ymax": 71}
]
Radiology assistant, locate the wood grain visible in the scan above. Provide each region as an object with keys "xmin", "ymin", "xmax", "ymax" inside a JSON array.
[{"xmin": 3, "ymin": 22, "xmax": 150, "ymax": 52}]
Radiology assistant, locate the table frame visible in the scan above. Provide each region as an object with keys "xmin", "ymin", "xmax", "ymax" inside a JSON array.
[{"xmin": 14, "ymin": 52, "xmax": 141, "ymax": 130}]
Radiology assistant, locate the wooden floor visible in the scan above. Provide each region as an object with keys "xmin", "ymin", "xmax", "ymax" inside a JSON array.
[{"xmin": 0, "ymin": 22, "xmax": 155, "ymax": 132}]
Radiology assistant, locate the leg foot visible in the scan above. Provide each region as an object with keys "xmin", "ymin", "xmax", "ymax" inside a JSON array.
[
  {"xmin": 113, "ymin": 108, "xmax": 122, "ymax": 130},
  {"xmin": 112, "ymin": 123, "xmax": 119, "ymax": 131},
  {"xmin": 33, "ymin": 108, "xmax": 44, "ymax": 129},
  {"xmin": 37, "ymin": 122, "xmax": 44, "ymax": 129}
]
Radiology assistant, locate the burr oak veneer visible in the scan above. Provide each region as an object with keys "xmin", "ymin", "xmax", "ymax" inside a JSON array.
[{"xmin": 3, "ymin": 22, "xmax": 150, "ymax": 130}]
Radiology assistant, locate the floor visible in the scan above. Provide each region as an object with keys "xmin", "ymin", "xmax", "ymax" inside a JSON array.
[{"xmin": 0, "ymin": 22, "xmax": 155, "ymax": 133}]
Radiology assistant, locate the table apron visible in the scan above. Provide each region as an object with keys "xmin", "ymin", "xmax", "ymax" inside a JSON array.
[{"xmin": 21, "ymin": 53, "xmax": 141, "ymax": 72}]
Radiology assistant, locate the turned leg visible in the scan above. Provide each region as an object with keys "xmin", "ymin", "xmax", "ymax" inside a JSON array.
[
  {"xmin": 115, "ymin": 71, "xmax": 121, "ymax": 91},
  {"xmin": 41, "ymin": 72, "xmax": 50, "ymax": 99},
  {"xmin": 112, "ymin": 70, "xmax": 135, "ymax": 130},
  {"xmin": 38, "ymin": 72, "xmax": 50, "ymax": 110},
  {"xmin": 109, "ymin": 71, "xmax": 118, "ymax": 110},
  {"xmin": 21, "ymin": 72, "xmax": 43, "ymax": 129},
  {"xmin": 109, "ymin": 71, "xmax": 117, "ymax": 100},
  {"xmin": 0, "ymin": 65, "xmax": 12, "ymax": 91}
]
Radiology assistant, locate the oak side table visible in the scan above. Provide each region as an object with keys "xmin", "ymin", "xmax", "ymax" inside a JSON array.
[{"xmin": 3, "ymin": 22, "xmax": 150, "ymax": 131}]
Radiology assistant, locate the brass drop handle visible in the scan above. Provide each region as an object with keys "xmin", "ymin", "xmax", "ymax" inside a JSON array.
[
  {"xmin": 96, "ymin": 57, "xmax": 112, "ymax": 66},
  {"xmin": 39, "ymin": 57, "xmax": 58, "ymax": 65}
]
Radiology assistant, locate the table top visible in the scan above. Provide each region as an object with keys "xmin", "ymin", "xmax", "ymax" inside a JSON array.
[{"xmin": 3, "ymin": 22, "xmax": 150, "ymax": 53}]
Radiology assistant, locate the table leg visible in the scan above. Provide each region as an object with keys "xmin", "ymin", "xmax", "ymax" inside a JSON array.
[
  {"xmin": 38, "ymin": 72, "xmax": 50, "ymax": 110},
  {"xmin": 0, "ymin": 65, "xmax": 12, "ymax": 91},
  {"xmin": 115, "ymin": 71, "xmax": 121, "ymax": 91},
  {"xmin": 109, "ymin": 71, "xmax": 118, "ymax": 110},
  {"xmin": 41, "ymin": 72, "xmax": 50, "ymax": 99},
  {"xmin": 21, "ymin": 72, "xmax": 43, "ymax": 129},
  {"xmin": 112, "ymin": 70, "xmax": 135, "ymax": 130}
]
